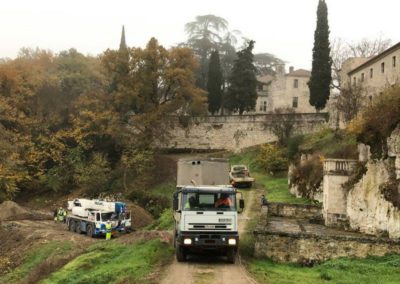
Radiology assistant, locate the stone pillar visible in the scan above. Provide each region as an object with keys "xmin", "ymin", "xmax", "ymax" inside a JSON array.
[{"xmin": 323, "ymin": 159, "xmax": 357, "ymax": 228}]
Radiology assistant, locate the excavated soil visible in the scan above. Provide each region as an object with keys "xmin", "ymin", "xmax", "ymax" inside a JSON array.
[{"xmin": 0, "ymin": 201, "xmax": 51, "ymax": 221}]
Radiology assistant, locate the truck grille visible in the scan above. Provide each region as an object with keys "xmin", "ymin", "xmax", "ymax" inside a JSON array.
[{"xmin": 188, "ymin": 223, "xmax": 230, "ymax": 231}]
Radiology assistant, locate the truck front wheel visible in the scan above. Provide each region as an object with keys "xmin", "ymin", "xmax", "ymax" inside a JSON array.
[
  {"xmin": 176, "ymin": 244, "xmax": 187, "ymax": 262},
  {"xmin": 226, "ymin": 248, "xmax": 236, "ymax": 264}
]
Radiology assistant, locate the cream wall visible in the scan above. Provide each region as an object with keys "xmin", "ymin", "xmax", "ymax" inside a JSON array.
[
  {"xmin": 344, "ymin": 48, "xmax": 400, "ymax": 96},
  {"xmin": 255, "ymin": 68, "xmax": 316, "ymax": 114}
]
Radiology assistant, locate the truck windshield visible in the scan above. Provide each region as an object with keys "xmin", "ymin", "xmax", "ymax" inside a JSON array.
[
  {"xmin": 101, "ymin": 212, "xmax": 118, "ymax": 221},
  {"xmin": 182, "ymin": 192, "xmax": 236, "ymax": 211}
]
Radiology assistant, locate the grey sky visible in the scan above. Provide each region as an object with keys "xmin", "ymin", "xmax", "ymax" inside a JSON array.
[{"xmin": 1, "ymin": 0, "xmax": 399, "ymax": 70}]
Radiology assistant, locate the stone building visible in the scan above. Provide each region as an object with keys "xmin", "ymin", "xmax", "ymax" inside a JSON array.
[
  {"xmin": 254, "ymin": 65, "xmax": 316, "ymax": 114},
  {"xmin": 341, "ymin": 42, "xmax": 400, "ymax": 97}
]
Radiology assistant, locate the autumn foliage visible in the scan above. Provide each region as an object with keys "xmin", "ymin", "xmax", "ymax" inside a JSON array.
[{"xmin": 0, "ymin": 40, "xmax": 205, "ymax": 201}]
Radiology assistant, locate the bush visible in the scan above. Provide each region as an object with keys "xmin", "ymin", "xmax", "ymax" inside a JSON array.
[
  {"xmin": 287, "ymin": 135, "xmax": 304, "ymax": 161},
  {"xmin": 342, "ymin": 162, "xmax": 367, "ymax": 191},
  {"xmin": 290, "ymin": 155, "xmax": 323, "ymax": 199},
  {"xmin": 128, "ymin": 190, "xmax": 170, "ymax": 218},
  {"xmin": 348, "ymin": 86, "xmax": 400, "ymax": 159},
  {"xmin": 257, "ymin": 144, "xmax": 288, "ymax": 174}
]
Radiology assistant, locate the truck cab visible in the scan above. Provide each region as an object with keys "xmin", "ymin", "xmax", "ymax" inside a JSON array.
[{"xmin": 173, "ymin": 158, "xmax": 244, "ymax": 263}]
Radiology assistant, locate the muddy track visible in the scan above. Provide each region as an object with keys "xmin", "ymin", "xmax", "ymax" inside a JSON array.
[{"xmin": 160, "ymin": 188, "xmax": 258, "ymax": 284}]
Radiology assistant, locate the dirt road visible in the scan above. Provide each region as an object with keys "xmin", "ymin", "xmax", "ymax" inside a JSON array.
[{"xmin": 160, "ymin": 189, "xmax": 258, "ymax": 284}]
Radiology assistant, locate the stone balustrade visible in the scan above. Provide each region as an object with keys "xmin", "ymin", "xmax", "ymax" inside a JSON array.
[{"xmin": 323, "ymin": 159, "xmax": 358, "ymax": 175}]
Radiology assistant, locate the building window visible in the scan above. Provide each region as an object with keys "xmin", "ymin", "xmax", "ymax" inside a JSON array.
[
  {"xmin": 393, "ymin": 56, "xmax": 396, "ymax": 67},
  {"xmin": 263, "ymin": 101, "xmax": 267, "ymax": 112},
  {"xmin": 370, "ymin": 68, "xmax": 373, "ymax": 78},
  {"xmin": 294, "ymin": 79, "xmax": 298, "ymax": 88},
  {"xmin": 353, "ymin": 77, "xmax": 356, "ymax": 85},
  {"xmin": 361, "ymin": 73, "xmax": 364, "ymax": 82},
  {"xmin": 292, "ymin": 97, "xmax": 298, "ymax": 108},
  {"xmin": 381, "ymin": 62, "xmax": 385, "ymax": 73}
]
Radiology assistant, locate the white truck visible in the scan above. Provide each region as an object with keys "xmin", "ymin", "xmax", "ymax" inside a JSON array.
[
  {"xmin": 229, "ymin": 164, "xmax": 255, "ymax": 188},
  {"xmin": 173, "ymin": 158, "xmax": 244, "ymax": 263},
  {"xmin": 66, "ymin": 199, "xmax": 131, "ymax": 237}
]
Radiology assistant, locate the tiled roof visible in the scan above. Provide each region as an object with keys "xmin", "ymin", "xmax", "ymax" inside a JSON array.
[{"xmin": 287, "ymin": 69, "xmax": 311, "ymax": 77}]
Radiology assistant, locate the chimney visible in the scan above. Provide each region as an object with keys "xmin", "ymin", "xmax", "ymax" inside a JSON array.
[{"xmin": 289, "ymin": 66, "xmax": 294, "ymax": 73}]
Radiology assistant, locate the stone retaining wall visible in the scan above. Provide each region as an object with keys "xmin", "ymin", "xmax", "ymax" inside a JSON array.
[
  {"xmin": 254, "ymin": 229, "xmax": 400, "ymax": 263},
  {"xmin": 161, "ymin": 113, "xmax": 328, "ymax": 151},
  {"xmin": 254, "ymin": 216, "xmax": 400, "ymax": 263},
  {"xmin": 265, "ymin": 202, "xmax": 322, "ymax": 220}
]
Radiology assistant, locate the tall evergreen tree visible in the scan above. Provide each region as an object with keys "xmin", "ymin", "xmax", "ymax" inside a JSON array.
[
  {"xmin": 308, "ymin": 0, "xmax": 332, "ymax": 111},
  {"xmin": 226, "ymin": 40, "xmax": 257, "ymax": 115},
  {"xmin": 109, "ymin": 25, "xmax": 130, "ymax": 94},
  {"xmin": 207, "ymin": 50, "xmax": 223, "ymax": 114}
]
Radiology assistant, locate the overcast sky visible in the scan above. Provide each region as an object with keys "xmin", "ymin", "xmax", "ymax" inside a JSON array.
[{"xmin": 1, "ymin": 0, "xmax": 399, "ymax": 70}]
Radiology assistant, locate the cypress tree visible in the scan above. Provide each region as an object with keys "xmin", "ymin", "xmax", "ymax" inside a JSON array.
[
  {"xmin": 308, "ymin": 0, "xmax": 332, "ymax": 111},
  {"xmin": 226, "ymin": 40, "xmax": 257, "ymax": 115},
  {"xmin": 207, "ymin": 50, "xmax": 223, "ymax": 115}
]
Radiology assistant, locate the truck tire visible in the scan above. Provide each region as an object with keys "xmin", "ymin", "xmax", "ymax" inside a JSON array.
[
  {"xmin": 86, "ymin": 224, "xmax": 94, "ymax": 237},
  {"xmin": 75, "ymin": 221, "xmax": 82, "ymax": 234},
  {"xmin": 176, "ymin": 244, "xmax": 186, "ymax": 262},
  {"xmin": 69, "ymin": 220, "xmax": 76, "ymax": 232},
  {"xmin": 226, "ymin": 248, "xmax": 236, "ymax": 264}
]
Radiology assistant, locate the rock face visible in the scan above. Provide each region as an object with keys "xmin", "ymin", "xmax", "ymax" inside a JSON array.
[
  {"xmin": 347, "ymin": 160, "xmax": 400, "ymax": 238},
  {"xmin": 346, "ymin": 127, "xmax": 400, "ymax": 238}
]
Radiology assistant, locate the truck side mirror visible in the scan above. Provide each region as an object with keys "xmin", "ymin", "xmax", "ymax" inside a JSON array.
[
  {"xmin": 239, "ymin": 199, "xmax": 245, "ymax": 209},
  {"xmin": 173, "ymin": 197, "xmax": 179, "ymax": 211}
]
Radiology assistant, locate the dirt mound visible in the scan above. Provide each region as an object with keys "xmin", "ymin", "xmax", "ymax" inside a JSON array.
[
  {"xmin": 0, "ymin": 201, "xmax": 50, "ymax": 221},
  {"xmin": 127, "ymin": 202, "xmax": 153, "ymax": 228}
]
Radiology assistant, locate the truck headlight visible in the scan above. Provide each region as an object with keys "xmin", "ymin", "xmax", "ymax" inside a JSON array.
[
  {"xmin": 183, "ymin": 238, "xmax": 192, "ymax": 245},
  {"xmin": 228, "ymin": 238, "xmax": 236, "ymax": 245}
]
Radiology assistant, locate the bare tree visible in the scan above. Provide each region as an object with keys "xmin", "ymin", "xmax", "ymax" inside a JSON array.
[
  {"xmin": 331, "ymin": 35, "xmax": 392, "ymax": 91},
  {"xmin": 335, "ymin": 85, "xmax": 365, "ymax": 122},
  {"xmin": 269, "ymin": 108, "xmax": 296, "ymax": 146}
]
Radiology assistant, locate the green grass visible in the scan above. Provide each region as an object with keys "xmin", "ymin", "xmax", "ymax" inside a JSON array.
[
  {"xmin": 249, "ymin": 254, "xmax": 400, "ymax": 284},
  {"xmin": 149, "ymin": 182, "xmax": 176, "ymax": 199},
  {"xmin": 42, "ymin": 238, "xmax": 173, "ymax": 284},
  {"xmin": 145, "ymin": 208, "xmax": 174, "ymax": 231},
  {"xmin": 230, "ymin": 146, "xmax": 311, "ymax": 205},
  {"xmin": 254, "ymin": 172, "xmax": 311, "ymax": 204},
  {"xmin": 296, "ymin": 128, "xmax": 358, "ymax": 159},
  {"xmin": 0, "ymin": 241, "xmax": 72, "ymax": 283}
]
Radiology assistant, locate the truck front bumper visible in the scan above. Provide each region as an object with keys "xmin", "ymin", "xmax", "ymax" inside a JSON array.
[{"xmin": 177, "ymin": 231, "xmax": 239, "ymax": 249}]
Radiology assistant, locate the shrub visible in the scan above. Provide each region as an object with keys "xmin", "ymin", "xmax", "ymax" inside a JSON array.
[
  {"xmin": 128, "ymin": 190, "xmax": 170, "ymax": 218},
  {"xmin": 290, "ymin": 155, "xmax": 323, "ymax": 199},
  {"xmin": 287, "ymin": 135, "xmax": 304, "ymax": 161},
  {"xmin": 257, "ymin": 144, "xmax": 288, "ymax": 174},
  {"xmin": 348, "ymin": 86, "xmax": 400, "ymax": 159},
  {"xmin": 342, "ymin": 162, "xmax": 367, "ymax": 191}
]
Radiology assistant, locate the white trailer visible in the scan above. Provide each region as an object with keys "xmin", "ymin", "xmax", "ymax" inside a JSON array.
[{"xmin": 66, "ymin": 199, "xmax": 131, "ymax": 237}]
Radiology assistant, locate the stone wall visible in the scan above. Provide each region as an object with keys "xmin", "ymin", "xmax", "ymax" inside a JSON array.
[
  {"xmin": 162, "ymin": 113, "xmax": 328, "ymax": 151},
  {"xmin": 254, "ymin": 227, "xmax": 400, "ymax": 263},
  {"xmin": 265, "ymin": 202, "xmax": 322, "ymax": 220}
]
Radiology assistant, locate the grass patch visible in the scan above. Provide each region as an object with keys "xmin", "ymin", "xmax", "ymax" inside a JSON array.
[
  {"xmin": 0, "ymin": 241, "xmax": 72, "ymax": 283},
  {"xmin": 254, "ymin": 172, "xmax": 311, "ymax": 205},
  {"xmin": 296, "ymin": 128, "xmax": 358, "ymax": 160},
  {"xmin": 42, "ymin": 238, "xmax": 174, "ymax": 284},
  {"xmin": 149, "ymin": 182, "xmax": 176, "ymax": 199},
  {"xmin": 249, "ymin": 254, "xmax": 400, "ymax": 284},
  {"xmin": 230, "ymin": 146, "xmax": 311, "ymax": 204},
  {"xmin": 145, "ymin": 208, "xmax": 174, "ymax": 231}
]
